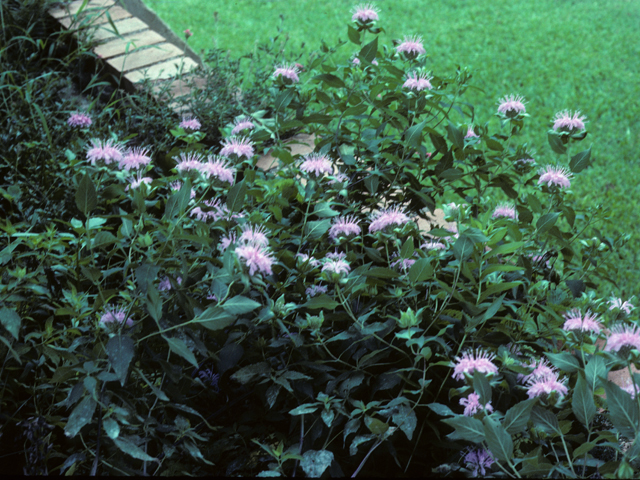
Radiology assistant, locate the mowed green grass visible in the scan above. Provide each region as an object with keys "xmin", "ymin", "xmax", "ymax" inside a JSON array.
[{"xmin": 146, "ymin": 0, "xmax": 640, "ymax": 296}]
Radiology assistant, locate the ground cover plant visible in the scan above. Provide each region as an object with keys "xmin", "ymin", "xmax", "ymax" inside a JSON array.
[
  {"xmin": 2, "ymin": 1, "xmax": 640, "ymax": 478},
  {"xmin": 147, "ymin": 0, "xmax": 640, "ymax": 297}
]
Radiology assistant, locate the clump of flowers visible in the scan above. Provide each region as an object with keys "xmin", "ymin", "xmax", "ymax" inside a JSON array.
[
  {"xmin": 67, "ymin": 112, "xmax": 92, "ymax": 128},
  {"xmin": 352, "ymin": 3, "xmax": 379, "ymax": 23},
  {"xmin": 179, "ymin": 115, "xmax": 201, "ymax": 131},
  {"xmin": 273, "ymin": 63, "xmax": 300, "ymax": 83},
  {"xmin": 100, "ymin": 305, "xmax": 133, "ymax": 327},
  {"xmin": 369, "ymin": 205, "xmax": 411, "ymax": 233},
  {"xmin": 159, "ymin": 276, "xmax": 182, "ymax": 292},
  {"xmin": 86, "ymin": 138, "xmax": 124, "ymax": 166},
  {"xmin": 605, "ymin": 323, "xmax": 640, "ymax": 354},
  {"xmin": 218, "ymin": 232, "xmax": 237, "ymax": 252},
  {"xmin": 306, "ymin": 284, "xmax": 328, "ymax": 298},
  {"xmin": 562, "ymin": 309, "xmax": 603, "ymax": 334},
  {"xmin": 220, "ymin": 136, "xmax": 255, "ymax": 159},
  {"xmin": 403, "ymin": 70, "xmax": 433, "ymax": 91},
  {"xmin": 239, "ymin": 224, "xmax": 269, "ymax": 247},
  {"xmin": 296, "ymin": 253, "xmax": 321, "ymax": 271},
  {"xmin": 300, "ymin": 153, "xmax": 333, "ymax": 177},
  {"xmin": 552, "ymin": 109, "xmax": 586, "ymax": 133},
  {"xmin": 463, "ymin": 449, "xmax": 495, "ymax": 477},
  {"xmin": 460, "ymin": 392, "xmax": 494, "ymax": 417},
  {"xmin": 231, "ymin": 116, "xmax": 255, "ymax": 136},
  {"xmin": 390, "ymin": 254, "xmax": 416, "ymax": 272},
  {"xmin": 190, "ymin": 198, "xmax": 235, "ymax": 222},
  {"xmin": 518, "ymin": 358, "xmax": 557, "ymax": 384},
  {"xmin": 322, "ymin": 256, "xmax": 351, "ymax": 279},
  {"xmin": 465, "ymin": 126, "xmax": 479, "ymax": 139},
  {"xmin": 329, "ymin": 215, "xmax": 361, "ymax": 240},
  {"xmin": 452, "ymin": 349, "xmax": 498, "ymax": 381},
  {"xmin": 119, "ymin": 147, "xmax": 152, "ymax": 170},
  {"xmin": 609, "ymin": 297, "xmax": 634, "ymax": 315},
  {"xmin": 497, "ymin": 94, "xmax": 526, "ymax": 117},
  {"xmin": 199, "ymin": 156, "xmax": 235, "ymax": 185},
  {"xmin": 538, "ymin": 165, "xmax": 572, "ymax": 189},
  {"xmin": 421, "ymin": 240, "xmax": 447, "ymax": 251},
  {"xmin": 491, "ymin": 203, "xmax": 517, "ymax": 220},
  {"xmin": 526, "ymin": 371, "xmax": 568, "ymax": 401},
  {"xmin": 395, "ymin": 35, "xmax": 425, "ymax": 58},
  {"xmin": 235, "ymin": 244, "xmax": 275, "ymax": 276},
  {"xmin": 126, "ymin": 172, "xmax": 153, "ymax": 192},
  {"xmin": 174, "ymin": 152, "xmax": 204, "ymax": 174}
]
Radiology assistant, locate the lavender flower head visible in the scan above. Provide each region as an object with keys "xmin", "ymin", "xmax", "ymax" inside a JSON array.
[
  {"xmin": 273, "ymin": 63, "xmax": 300, "ymax": 83},
  {"xmin": 67, "ymin": 112, "xmax": 92, "ymax": 128},
  {"xmin": 460, "ymin": 392, "xmax": 494, "ymax": 417},
  {"xmin": 235, "ymin": 244, "xmax": 275, "ymax": 276},
  {"xmin": 174, "ymin": 152, "xmax": 204, "ymax": 174},
  {"xmin": 329, "ymin": 215, "xmax": 361, "ymax": 240},
  {"xmin": 492, "ymin": 203, "xmax": 518, "ymax": 220},
  {"xmin": 100, "ymin": 305, "xmax": 134, "ymax": 327},
  {"xmin": 605, "ymin": 323, "xmax": 640, "ymax": 354},
  {"xmin": 322, "ymin": 258, "xmax": 351, "ymax": 275},
  {"xmin": 526, "ymin": 371, "xmax": 568, "ymax": 400},
  {"xmin": 306, "ymin": 284, "xmax": 328, "ymax": 298},
  {"xmin": 352, "ymin": 3, "xmax": 379, "ymax": 23},
  {"xmin": 220, "ymin": 136, "xmax": 255, "ymax": 159},
  {"xmin": 200, "ymin": 155, "xmax": 235, "ymax": 184},
  {"xmin": 518, "ymin": 358, "xmax": 557, "ymax": 384},
  {"xmin": 396, "ymin": 35, "xmax": 426, "ymax": 58},
  {"xmin": 296, "ymin": 253, "xmax": 321, "ymax": 269},
  {"xmin": 552, "ymin": 110, "xmax": 587, "ymax": 133},
  {"xmin": 198, "ymin": 368, "xmax": 220, "ymax": 392},
  {"xmin": 231, "ymin": 116, "xmax": 255, "ymax": 136},
  {"xmin": 180, "ymin": 116, "xmax": 201, "ymax": 131},
  {"xmin": 239, "ymin": 224, "xmax": 269, "ymax": 247},
  {"xmin": 562, "ymin": 309, "xmax": 603, "ymax": 334},
  {"xmin": 497, "ymin": 94, "xmax": 526, "ymax": 117},
  {"xmin": 369, "ymin": 205, "xmax": 411, "ymax": 233},
  {"xmin": 609, "ymin": 297, "xmax": 634, "ymax": 315},
  {"xmin": 464, "ymin": 449, "xmax": 494, "ymax": 477},
  {"xmin": 169, "ymin": 180, "xmax": 197, "ymax": 199},
  {"xmin": 300, "ymin": 153, "xmax": 333, "ymax": 177},
  {"xmin": 126, "ymin": 172, "xmax": 153, "ymax": 191},
  {"xmin": 218, "ymin": 232, "xmax": 237, "ymax": 252},
  {"xmin": 86, "ymin": 138, "xmax": 124, "ymax": 166},
  {"xmin": 538, "ymin": 165, "xmax": 572, "ymax": 189},
  {"xmin": 421, "ymin": 240, "xmax": 447, "ymax": 251},
  {"xmin": 119, "ymin": 146, "xmax": 152, "ymax": 170},
  {"xmin": 158, "ymin": 276, "xmax": 182, "ymax": 292},
  {"xmin": 403, "ymin": 71, "xmax": 433, "ymax": 91},
  {"xmin": 452, "ymin": 349, "xmax": 498, "ymax": 381}
]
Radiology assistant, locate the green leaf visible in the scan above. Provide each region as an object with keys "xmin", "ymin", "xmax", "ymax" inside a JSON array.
[
  {"xmin": 222, "ymin": 296, "xmax": 261, "ymax": 315},
  {"xmin": 531, "ymin": 406, "xmax": 561, "ymax": 436},
  {"xmin": 400, "ymin": 237, "xmax": 414, "ymax": 259},
  {"xmin": 536, "ymin": 212, "xmax": 561, "ymax": 234},
  {"xmin": 572, "ymin": 373, "xmax": 596, "ymax": 427},
  {"xmin": 75, "ymin": 173, "xmax": 97, "ymax": 215},
  {"xmin": 347, "ymin": 25, "xmax": 361, "ymax": 44},
  {"xmin": 194, "ymin": 307, "xmax": 235, "ymax": 331},
  {"xmin": 443, "ymin": 416, "xmax": 485, "ymax": 443},
  {"xmin": 227, "ymin": 180, "xmax": 247, "ymax": 213},
  {"xmin": 313, "ymin": 202, "xmax": 340, "ymax": 218},
  {"xmin": 112, "ymin": 436, "xmax": 158, "ymax": 463},
  {"xmin": 350, "ymin": 434, "xmax": 375, "ymax": 456},
  {"xmin": 364, "ymin": 416, "xmax": 389, "ymax": 435},
  {"xmin": 231, "ymin": 362, "xmax": 270, "ymax": 385},
  {"xmin": 585, "ymin": 356, "xmax": 608, "ymax": 391},
  {"xmin": 64, "ymin": 396, "xmax": 96, "ymax": 438},
  {"xmin": 135, "ymin": 367, "xmax": 169, "ymax": 401},
  {"xmin": 570, "ymin": 147, "xmax": 592, "ymax": 173},
  {"xmin": 92, "ymin": 231, "xmax": 118, "ymax": 249},
  {"xmin": 427, "ymin": 403, "xmax": 456, "ymax": 417},
  {"xmin": 106, "ymin": 335, "xmax": 135, "ymax": 387},
  {"xmin": 163, "ymin": 336, "xmax": 198, "ymax": 368},
  {"xmin": 305, "ymin": 219, "xmax": 331, "ymax": 240},
  {"xmin": 484, "ymin": 241, "xmax": 525, "ymax": 259},
  {"xmin": 103, "ymin": 418, "xmax": 120, "ymax": 439},
  {"xmin": 503, "ymin": 399, "xmax": 536, "ymax": 435},
  {"xmin": 303, "ymin": 294, "xmax": 339, "ymax": 310},
  {"xmin": 473, "ymin": 370, "xmax": 492, "ymax": 405},
  {"xmin": 545, "ymin": 352, "xmax": 580, "ymax": 373},
  {"xmin": 289, "ymin": 403, "xmax": 320, "ymax": 415},
  {"xmin": 146, "ymin": 284, "xmax": 162, "ymax": 322},
  {"xmin": 392, "ymin": 405, "xmax": 417, "ymax": 441},
  {"xmin": 404, "ymin": 120, "xmax": 427, "ymax": 148},
  {"xmin": 604, "ymin": 381, "xmax": 639, "ymax": 438},
  {"xmin": 408, "ymin": 258, "xmax": 433, "ymax": 283},
  {"xmin": 313, "ymin": 73, "xmax": 345, "ymax": 89},
  {"xmin": 548, "ymin": 132, "xmax": 567, "ymax": 154},
  {"xmin": 164, "ymin": 179, "xmax": 191, "ymax": 220},
  {"xmin": 183, "ymin": 439, "xmax": 214, "ymax": 465},
  {"xmin": 0, "ymin": 307, "xmax": 21, "ymax": 340},
  {"xmin": 572, "ymin": 441, "xmax": 597, "ymax": 460},
  {"xmin": 274, "ymin": 88, "xmax": 296, "ymax": 110},
  {"xmin": 365, "ymin": 267, "xmax": 400, "ymax": 279},
  {"xmin": 453, "ymin": 234, "xmax": 475, "ymax": 260},
  {"xmin": 483, "ymin": 417, "xmax": 513, "ymax": 462},
  {"xmin": 301, "ymin": 449, "xmax": 334, "ymax": 478},
  {"xmin": 359, "ymin": 36, "xmax": 378, "ymax": 63},
  {"xmin": 446, "ymin": 123, "xmax": 464, "ymax": 149},
  {"xmin": 364, "ymin": 174, "xmax": 379, "ymax": 194}
]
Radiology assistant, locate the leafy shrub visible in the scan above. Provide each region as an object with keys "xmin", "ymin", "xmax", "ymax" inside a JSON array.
[{"xmin": 1, "ymin": 4, "xmax": 638, "ymax": 478}]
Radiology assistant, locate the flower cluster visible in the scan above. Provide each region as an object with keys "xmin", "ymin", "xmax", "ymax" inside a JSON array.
[
  {"xmin": 605, "ymin": 323, "xmax": 640, "ymax": 353},
  {"xmin": 120, "ymin": 147, "xmax": 152, "ymax": 170},
  {"xmin": 609, "ymin": 297, "xmax": 634, "ymax": 315},
  {"xmin": 179, "ymin": 116, "xmax": 201, "ymax": 131},
  {"xmin": 460, "ymin": 392, "xmax": 494, "ymax": 417},
  {"xmin": 300, "ymin": 153, "xmax": 333, "ymax": 177},
  {"xmin": 231, "ymin": 116, "xmax": 255, "ymax": 136},
  {"xmin": 329, "ymin": 215, "xmax": 361, "ymax": 240},
  {"xmin": 403, "ymin": 71, "xmax": 433, "ymax": 91},
  {"xmin": 86, "ymin": 139, "xmax": 124, "ymax": 166},
  {"xmin": 464, "ymin": 449, "xmax": 494, "ymax": 477},
  {"xmin": 220, "ymin": 136, "xmax": 254, "ymax": 159},
  {"xmin": 562, "ymin": 309, "xmax": 603, "ymax": 334},
  {"xmin": 538, "ymin": 165, "xmax": 572, "ymax": 189},
  {"xmin": 369, "ymin": 206, "xmax": 411, "ymax": 233},
  {"xmin": 492, "ymin": 203, "xmax": 517, "ymax": 220},
  {"xmin": 305, "ymin": 284, "xmax": 328, "ymax": 298},
  {"xmin": 352, "ymin": 3, "xmax": 379, "ymax": 23},
  {"xmin": 273, "ymin": 63, "xmax": 300, "ymax": 83},
  {"xmin": 497, "ymin": 94, "xmax": 526, "ymax": 116},
  {"xmin": 100, "ymin": 305, "xmax": 133, "ymax": 327},
  {"xmin": 199, "ymin": 156, "xmax": 236, "ymax": 184},
  {"xmin": 396, "ymin": 35, "xmax": 426, "ymax": 58},
  {"xmin": 552, "ymin": 110, "xmax": 586, "ymax": 132},
  {"xmin": 452, "ymin": 349, "xmax": 498, "ymax": 381},
  {"xmin": 68, "ymin": 112, "xmax": 92, "ymax": 128}
]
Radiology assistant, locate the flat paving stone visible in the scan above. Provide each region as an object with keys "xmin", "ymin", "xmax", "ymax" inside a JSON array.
[
  {"xmin": 94, "ymin": 30, "xmax": 165, "ymax": 59},
  {"xmin": 106, "ymin": 42, "xmax": 183, "ymax": 73}
]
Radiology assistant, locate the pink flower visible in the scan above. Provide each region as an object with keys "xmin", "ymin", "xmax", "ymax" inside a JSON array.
[
  {"xmin": 396, "ymin": 35, "xmax": 426, "ymax": 57},
  {"xmin": 235, "ymin": 244, "xmax": 275, "ymax": 276},
  {"xmin": 552, "ymin": 110, "xmax": 586, "ymax": 132},
  {"xmin": 526, "ymin": 372, "xmax": 568, "ymax": 400},
  {"xmin": 369, "ymin": 205, "xmax": 411, "ymax": 233},
  {"xmin": 219, "ymin": 232, "xmax": 237, "ymax": 252},
  {"xmin": 609, "ymin": 297, "xmax": 634, "ymax": 315},
  {"xmin": 622, "ymin": 384, "xmax": 637, "ymax": 399},
  {"xmin": 306, "ymin": 284, "xmax": 328, "ymax": 297},
  {"xmin": 605, "ymin": 323, "xmax": 640, "ymax": 353},
  {"xmin": 492, "ymin": 203, "xmax": 517, "ymax": 220},
  {"xmin": 68, "ymin": 112, "xmax": 92, "ymax": 128},
  {"xmin": 519, "ymin": 358, "xmax": 557, "ymax": 384},
  {"xmin": 296, "ymin": 253, "xmax": 320, "ymax": 269},
  {"xmin": 100, "ymin": 305, "xmax": 133, "ymax": 327},
  {"xmin": 330, "ymin": 172, "xmax": 350, "ymax": 185},
  {"xmin": 562, "ymin": 309, "xmax": 603, "ymax": 334},
  {"xmin": 300, "ymin": 153, "xmax": 333, "ymax": 177},
  {"xmin": 174, "ymin": 152, "xmax": 204, "ymax": 174},
  {"xmin": 352, "ymin": 3, "xmax": 379, "ymax": 23},
  {"xmin": 199, "ymin": 156, "xmax": 235, "ymax": 184},
  {"xmin": 532, "ymin": 254, "xmax": 551, "ymax": 268},
  {"xmin": 86, "ymin": 139, "xmax": 124, "ymax": 166},
  {"xmin": 538, "ymin": 165, "xmax": 572, "ymax": 189},
  {"xmin": 322, "ymin": 259, "xmax": 351, "ymax": 275},
  {"xmin": 352, "ymin": 56, "xmax": 361, "ymax": 66},
  {"xmin": 421, "ymin": 240, "xmax": 446, "ymax": 250},
  {"xmin": 452, "ymin": 349, "xmax": 498, "ymax": 381},
  {"xmin": 184, "ymin": 29, "xmax": 193, "ymax": 39},
  {"xmin": 464, "ymin": 449, "xmax": 494, "ymax": 477},
  {"xmin": 403, "ymin": 71, "xmax": 433, "ymax": 91},
  {"xmin": 190, "ymin": 198, "xmax": 230, "ymax": 222},
  {"xmin": 159, "ymin": 276, "xmax": 182, "ymax": 292},
  {"xmin": 231, "ymin": 117, "xmax": 255, "ymax": 135},
  {"xmin": 326, "ymin": 251, "xmax": 347, "ymax": 261},
  {"xmin": 220, "ymin": 136, "xmax": 254, "ymax": 159},
  {"xmin": 465, "ymin": 126, "xmax": 479, "ymax": 139},
  {"xmin": 126, "ymin": 172, "xmax": 152, "ymax": 191},
  {"xmin": 329, "ymin": 215, "xmax": 361, "ymax": 240},
  {"xmin": 239, "ymin": 224, "xmax": 269, "ymax": 247},
  {"xmin": 119, "ymin": 146, "xmax": 152, "ymax": 170},
  {"xmin": 372, "ymin": 58, "xmax": 379, "ymax": 66},
  {"xmin": 179, "ymin": 115, "xmax": 201, "ymax": 131},
  {"xmin": 497, "ymin": 94, "xmax": 526, "ymax": 116},
  {"xmin": 273, "ymin": 63, "xmax": 300, "ymax": 83},
  {"xmin": 460, "ymin": 392, "xmax": 494, "ymax": 417},
  {"xmin": 390, "ymin": 255, "xmax": 416, "ymax": 272}
]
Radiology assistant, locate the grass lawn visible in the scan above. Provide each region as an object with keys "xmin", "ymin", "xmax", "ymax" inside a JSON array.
[{"xmin": 145, "ymin": 0, "xmax": 640, "ymax": 296}]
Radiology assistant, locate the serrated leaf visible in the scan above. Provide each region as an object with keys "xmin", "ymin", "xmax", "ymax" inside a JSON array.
[
  {"xmin": 112, "ymin": 436, "xmax": 158, "ymax": 463},
  {"xmin": 604, "ymin": 381, "xmax": 639, "ymax": 438},
  {"xmin": 453, "ymin": 234, "xmax": 475, "ymax": 260},
  {"xmin": 392, "ymin": 406, "xmax": 417, "ymax": 441},
  {"xmin": 473, "ymin": 370, "xmax": 492, "ymax": 405},
  {"xmin": 289, "ymin": 403, "xmax": 320, "ymax": 415},
  {"xmin": 404, "ymin": 120, "xmax": 427, "ymax": 148},
  {"xmin": 194, "ymin": 307, "xmax": 235, "ymax": 331},
  {"xmin": 313, "ymin": 202, "xmax": 340, "ymax": 218},
  {"xmin": 321, "ymin": 409, "xmax": 335, "ymax": 427},
  {"xmin": 231, "ymin": 362, "xmax": 270, "ymax": 385},
  {"xmin": 545, "ymin": 352, "xmax": 580, "ymax": 373},
  {"xmin": 314, "ymin": 73, "xmax": 345, "ymax": 89},
  {"xmin": 365, "ymin": 267, "xmax": 400, "ymax": 279},
  {"xmin": 227, "ymin": 180, "xmax": 247, "ymax": 213},
  {"xmin": 75, "ymin": 173, "xmax": 97, "ymax": 215},
  {"xmin": 408, "ymin": 258, "xmax": 433, "ymax": 283},
  {"xmin": 274, "ymin": 88, "xmax": 296, "ymax": 111},
  {"xmin": 483, "ymin": 417, "xmax": 513, "ymax": 462},
  {"xmin": 400, "ymin": 237, "xmax": 414, "ymax": 259},
  {"xmin": 548, "ymin": 132, "xmax": 567, "ymax": 154},
  {"xmin": 0, "ymin": 307, "xmax": 21, "ymax": 340},
  {"xmin": 163, "ymin": 336, "xmax": 198, "ymax": 368},
  {"xmin": 301, "ymin": 449, "xmax": 334, "ymax": 478},
  {"xmin": 536, "ymin": 212, "xmax": 561, "ymax": 234},
  {"xmin": 303, "ymin": 294, "xmax": 339, "ymax": 310},
  {"xmin": 572, "ymin": 373, "xmax": 596, "ymax": 427},
  {"xmin": 106, "ymin": 335, "xmax": 135, "ymax": 387},
  {"xmin": 222, "ymin": 295, "xmax": 261, "ymax": 315},
  {"xmin": 503, "ymin": 399, "xmax": 536, "ymax": 435},
  {"xmin": 359, "ymin": 36, "xmax": 378, "ymax": 63},
  {"xmin": 531, "ymin": 406, "xmax": 561, "ymax": 436},
  {"xmin": 164, "ymin": 179, "xmax": 191, "ymax": 220},
  {"xmin": 350, "ymin": 434, "xmax": 375, "ymax": 456},
  {"xmin": 443, "ymin": 416, "xmax": 485, "ymax": 443},
  {"xmin": 446, "ymin": 123, "xmax": 464, "ymax": 149},
  {"xmin": 570, "ymin": 147, "xmax": 592, "ymax": 173},
  {"xmin": 347, "ymin": 25, "xmax": 361, "ymax": 44},
  {"xmin": 65, "ymin": 396, "xmax": 96, "ymax": 438},
  {"xmin": 103, "ymin": 418, "xmax": 120, "ymax": 439},
  {"xmin": 585, "ymin": 356, "xmax": 608, "ymax": 391},
  {"xmin": 427, "ymin": 403, "xmax": 456, "ymax": 417},
  {"xmin": 92, "ymin": 231, "xmax": 118, "ymax": 249},
  {"xmin": 304, "ymin": 219, "xmax": 331, "ymax": 240}
]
